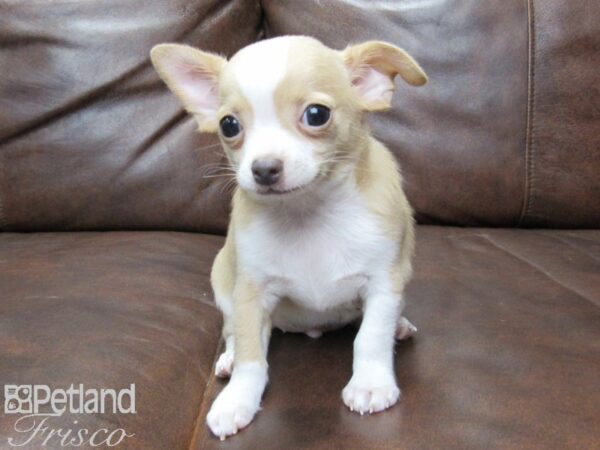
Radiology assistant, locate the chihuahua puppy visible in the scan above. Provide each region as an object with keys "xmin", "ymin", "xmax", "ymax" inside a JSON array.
[{"xmin": 151, "ymin": 36, "xmax": 426, "ymax": 440}]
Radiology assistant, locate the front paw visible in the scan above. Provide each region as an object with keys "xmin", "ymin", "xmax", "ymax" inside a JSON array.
[
  {"xmin": 206, "ymin": 362, "xmax": 267, "ymax": 440},
  {"xmin": 342, "ymin": 369, "xmax": 400, "ymax": 414},
  {"xmin": 207, "ymin": 398, "xmax": 256, "ymax": 441}
]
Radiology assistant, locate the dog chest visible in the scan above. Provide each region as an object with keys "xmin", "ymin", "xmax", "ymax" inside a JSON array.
[{"xmin": 237, "ymin": 192, "xmax": 397, "ymax": 310}]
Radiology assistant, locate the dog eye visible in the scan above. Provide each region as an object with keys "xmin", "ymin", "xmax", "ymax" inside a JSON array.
[
  {"xmin": 219, "ymin": 115, "xmax": 241, "ymax": 138},
  {"xmin": 302, "ymin": 104, "xmax": 331, "ymax": 127}
]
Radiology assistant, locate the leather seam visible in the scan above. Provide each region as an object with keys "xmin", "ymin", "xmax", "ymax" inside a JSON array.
[
  {"xmin": 478, "ymin": 233, "xmax": 600, "ymax": 307},
  {"xmin": 187, "ymin": 336, "xmax": 224, "ymax": 450},
  {"xmin": 537, "ymin": 231, "xmax": 600, "ymax": 264},
  {"xmin": 0, "ymin": 195, "xmax": 7, "ymax": 229},
  {"xmin": 0, "ymin": 163, "xmax": 7, "ymax": 229},
  {"xmin": 519, "ymin": 0, "xmax": 536, "ymax": 226}
]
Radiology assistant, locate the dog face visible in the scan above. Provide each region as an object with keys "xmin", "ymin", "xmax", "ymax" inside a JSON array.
[{"xmin": 151, "ymin": 36, "xmax": 426, "ymax": 198}]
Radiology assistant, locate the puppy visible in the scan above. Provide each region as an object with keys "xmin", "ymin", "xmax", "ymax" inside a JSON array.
[{"xmin": 150, "ymin": 36, "xmax": 426, "ymax": 440}]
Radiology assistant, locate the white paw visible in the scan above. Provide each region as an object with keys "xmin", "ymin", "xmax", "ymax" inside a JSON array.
[
  {"xmin": 206, "ymin": 362, "xmax": 267, "ymax": 440},
  {"xmin": 207, "ymin": 401, "xmax": 254, "ymax": 441},
  {"xmin": 342, "ymin": 367, "xmax": 400, "ymax": 414},
  {"xmin": 395, "ymin": 316, "xmax": 417, "ymax": 340},
  {"xmin": 214, "ymin": 351, "xmax": 234, "ymax": 378}
]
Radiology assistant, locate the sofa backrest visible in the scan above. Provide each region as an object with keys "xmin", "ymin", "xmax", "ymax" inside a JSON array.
[
  {"xmin": 0, "ymin": 0, "xmax": 260, "ymax": 233},
  {"xmin": 0, "ymin": 0, "xmax": 598, "ymax": 232}
]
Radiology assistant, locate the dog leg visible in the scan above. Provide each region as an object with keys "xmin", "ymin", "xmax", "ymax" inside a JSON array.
[
  {"xmin": 207, "ymin": 277, "xmax": 270, "ymax": 440},
  {"xmin": 215, "ymin": 305, "xmax": 273, "ymax": 379},
  {"xmin": 211, "ymin": 242, "xmax": 237, "ymax": 378},
  {"xmin": 342, "ymin": 276, "xmax": 402, "ymax": 415}
]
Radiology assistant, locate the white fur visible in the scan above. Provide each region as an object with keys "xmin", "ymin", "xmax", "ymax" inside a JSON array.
[
  {"xmin": 228, "ymin": 38, "xmax": 320, "ymax": 194},
  {"xmin": 207, "ymin": 362, "xmax": 268, "ymax": 440},
  {"xmin": 236, "ymin": 180, "xmax": 398, "ymax": 319}
]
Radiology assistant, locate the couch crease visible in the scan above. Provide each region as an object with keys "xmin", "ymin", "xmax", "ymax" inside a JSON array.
[{"xmin": 477, "ymin": 233, "xmax": 599, "ymax": 307}]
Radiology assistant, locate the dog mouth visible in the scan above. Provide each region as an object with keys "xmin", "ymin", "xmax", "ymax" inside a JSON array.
[
  {"xmin": 255, "ymin": 174, "xmax": 322, "ymax": 196},
  {"xmin": 257, "ymin": 184, "xmax": 306, "ymax": 196}
]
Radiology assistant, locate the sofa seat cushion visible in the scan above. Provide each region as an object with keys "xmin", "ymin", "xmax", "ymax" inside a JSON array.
[
  {"xmin": 194, "ymin": 226, "xmax": 600, "ymax": 449},
  {"xmin": 1, "ymin": 227, "xmax": 598, "ymax": 449},
  {"xmin": 0, "ymin": 232, "xmax": 223, "ymax": 450}
]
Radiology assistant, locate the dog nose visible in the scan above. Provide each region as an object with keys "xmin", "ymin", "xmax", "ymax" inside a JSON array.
[{"xmin": 252, "ymin": 159, "xmax": 283, "ymax": 186}]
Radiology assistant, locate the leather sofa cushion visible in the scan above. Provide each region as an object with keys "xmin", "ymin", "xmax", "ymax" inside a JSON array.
[
  {"xmin": 0, "ymin": 229, "xmax": 598, "ymax": 448},
  {"xmin": 0, "ymin": 232, "xmax": 223, "ymax": 449},
  {"xmin": 194, "ymin": 226, "xmax": 600, "ymax": 449}
]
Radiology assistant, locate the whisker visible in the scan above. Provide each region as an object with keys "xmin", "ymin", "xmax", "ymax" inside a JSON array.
[
  {"xmin": 200, "ymin": 163, "xmax": 230, "ymax": 168},
  {"xmin": 199, "ymin": 161, "xmax": 237, "ymax": 178},
  {"xmin": 202, "ymin": 173, "xmax": 237, "ymax": 179},
  {"xmin": 220, "ymin": 177, "xmax": 238, "ymax": 195},
  {"xmin": 195, "ymin": 143, "xmax": 223, "ymax": 152},
  {"xmin": 202, "ymin": 167, "xmax": 237, "ymax": 174}
]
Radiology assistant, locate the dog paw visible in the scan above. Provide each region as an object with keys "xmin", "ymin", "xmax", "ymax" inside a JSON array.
[
  {"xmin": 215, "ymin": 351, "xmax": 234, "ymax": 378},
  {"xmin": 395, "ymin": 316, "xmax": 417, "ymax": 340},
  {"xmin": 342, "ymin": 368, "xmax": 400, "ymax": 415},
  {"xmin": 207, "ymin": 401, "xmax": 255, "ymax": 441},
  {"xmin": 206, "ymin": 362, "xmax": 267, "ymax": 440}
]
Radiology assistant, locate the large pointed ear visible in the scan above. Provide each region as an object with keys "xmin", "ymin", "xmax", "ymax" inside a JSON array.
[
  {"xmin": 150, "ymin": 43, "xmax": 226, "ymax": 132},
  {"xmin": 341, "ymin": 41, "xmax": 427, "ymax": 111}
]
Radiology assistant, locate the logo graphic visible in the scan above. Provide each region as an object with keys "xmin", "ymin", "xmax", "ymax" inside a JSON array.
[
  {"xmin": 3, "ymin": 384, "xmax": 136, "ymax": 447},
  {"xmin": 4, "ymin": 385, "xmax": 32, "ymax": 414}
]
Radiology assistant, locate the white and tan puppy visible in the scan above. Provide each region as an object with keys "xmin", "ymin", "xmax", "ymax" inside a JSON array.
[{"xmin": 151, "ymin": 36, "xmax": 426, "ymax": 440}]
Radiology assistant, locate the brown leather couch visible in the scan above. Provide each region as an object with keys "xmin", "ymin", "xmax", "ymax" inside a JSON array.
[{"xmin": 1, "ymin": 1, "xmax": 598, "ymax": 449}]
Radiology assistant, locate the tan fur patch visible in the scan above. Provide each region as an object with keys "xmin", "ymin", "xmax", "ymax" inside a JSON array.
[
  {"xmin": 270, "ymin": 38, "xmax": 367, "ymax": 181},
  {"xmin": 211, "ymin": 229, "xmax": 237, "ymax": 299},
  {"xmin": 355, "ymin": 138, "xmax": 415, "ymax": 293},
  {"xmin": 274, "ymin": 37, "xmax": 360, "ymax": 135},
  {"xmin": 355, "ymin": 139, "xmax": 411, "ymax": 239},
  {"xmin": 232, "ymin": 276, "xmax": 267, "ymax": 365},
  {"xmin": 230, "ymin": 189, "xmax": 258, "ymax": 230}
]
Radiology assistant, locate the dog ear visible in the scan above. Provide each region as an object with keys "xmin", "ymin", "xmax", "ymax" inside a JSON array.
[
  {"xmin": 150, "ymin": 44, "xmax": 226, "ymax": 132},
  {"xmin": 341, "ymin": 41, "xmax": 427, "ymax": 111}
]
